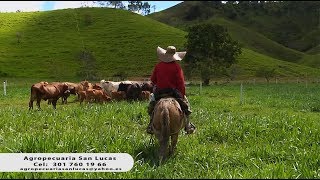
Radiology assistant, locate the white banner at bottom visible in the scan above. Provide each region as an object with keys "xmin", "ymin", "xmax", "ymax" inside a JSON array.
[{"xmin": 0, "ymin": 153, "xmax": 134, "ymax": 172}]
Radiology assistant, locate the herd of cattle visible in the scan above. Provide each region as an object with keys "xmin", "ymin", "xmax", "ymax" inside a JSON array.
[{"xmin": 28, "ymin": 79, "xmax": 154, "ymax": 110}]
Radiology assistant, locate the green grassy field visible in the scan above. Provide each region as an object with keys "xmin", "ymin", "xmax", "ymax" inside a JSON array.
[{"xmin": 0, "ymin": 79, "xmax": 319, "ymax": 178}]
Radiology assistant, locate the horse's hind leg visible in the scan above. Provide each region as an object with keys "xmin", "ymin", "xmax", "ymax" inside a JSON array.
[
  {"xmin": 169, "ymin": 134, "xmax": 178, "ymax": 156},
  {"xmin": 159, "ymin": 137, "xmax": 169, "ymax": 163}
]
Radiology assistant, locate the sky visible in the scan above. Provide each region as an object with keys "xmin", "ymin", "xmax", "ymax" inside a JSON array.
[{"xmin": 0, "ymin": 1, "xmax": 183, "ymax": 13}]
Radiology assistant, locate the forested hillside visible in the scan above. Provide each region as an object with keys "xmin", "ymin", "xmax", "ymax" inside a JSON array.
[{"xmin": 148, "ymin": 1, "xmax": 320, "ymax": 67}]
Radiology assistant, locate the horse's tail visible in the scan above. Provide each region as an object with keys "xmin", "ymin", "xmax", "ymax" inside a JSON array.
[
  {"xmin": 160, "ymin": 106, "xmax": 170, "ymax": 144},
  {"xmin": 158, "ymin": 104, "xmax": 170, "ymax": 161}
]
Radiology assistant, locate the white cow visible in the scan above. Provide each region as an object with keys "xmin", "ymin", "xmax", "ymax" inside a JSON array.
[{"xmin": 100, "ymin": 80, "xmax": 132, "ymax": 97}]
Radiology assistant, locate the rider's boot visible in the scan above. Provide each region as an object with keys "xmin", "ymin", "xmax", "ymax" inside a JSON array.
[
  {"xmin": 184, "ymin": 115, "xmax": 196, "ymax": 134},
  {"xmin": 177, "ymin": 97, "xmax": 196, "ymax": 134}
]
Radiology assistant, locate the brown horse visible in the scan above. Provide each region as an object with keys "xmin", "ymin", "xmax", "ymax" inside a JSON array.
[{"xmin": 151, "ymin": 97, "xmax": 186, "ymax": 162}]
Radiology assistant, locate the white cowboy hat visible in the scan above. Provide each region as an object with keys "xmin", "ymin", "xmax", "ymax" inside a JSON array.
[{"xmin": 157, "ymin": 46, "xmax": 186, "ymax": 62}]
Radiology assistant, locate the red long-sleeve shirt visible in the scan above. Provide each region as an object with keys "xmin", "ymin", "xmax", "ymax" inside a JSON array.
[{"xmin": 150, "ymin": 61, "xmax": 186, "ymax": 96}]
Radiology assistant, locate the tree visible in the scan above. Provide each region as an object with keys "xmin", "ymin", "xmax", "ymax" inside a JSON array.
[
  {"xmin": 184, "ymin": 23, "xmax": 241, "ymax": 85},
  {"xmin": 141, "ymin": 2, "xmax": 151, "ymax": 15},
  {"xmin": 151, "ymin": 5, "xmax": 156, "ymax": 13},
  {"xmin": 128, "ymin": 1, "xmax": 138, "ymax": 11},
  {"xmin": 255, "ymin": 67, "xmax": 276, "ymax": 83},
  {"xmin": 93, "ymin": 1, "xmax": 125, "ymax": 9},
  {"xmin": 224, "ymin": 2, "xmax": 238, "ymax": 19},
  {"xmin": 127, "ymin": 1, "xmax": 142, "ymax": 12},
  {"xmin": 108, "ymin": 1, "xmax": 124, "ymax": 9},
  {"xmin": 127, "ymin": 1, "xmax": 150, "ymax": 15}
]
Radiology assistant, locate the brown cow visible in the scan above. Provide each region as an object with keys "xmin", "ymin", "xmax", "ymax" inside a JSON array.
[
  {"xmin": 79, "ymin": 89, "xmax": 111, "ymax": 104},
  {"xmin": 48, "ymin": 82, "xmax": 76, "ymax": 104},
  {"xmin": 59, "ymin": 82, "xmax": 79, "ymax": 104},
  {"xmin": 77, "ymin": 81, "xmax": 93, "ymax": 100},
  {"xmin": 78, "ymin": 90, "xmax": 87, "ymax": 105},
  {"xmin": 48, "ymin": 89, "xmax": 71, "ymax": 105},
  {"xmin": 29, "ymin": 81, "xmax": 48, "ymax": 108},
  {"xmin": 64, "ymin": 82, "xmax": 79, "ymax": 103},
  {"xmin": 86, "ymin": 89, "xmax": 111, "ymax": 103},
  {"xmin": 111, "ymin": 90, "xmax": 126, "ymax": 101},
  {"xmin": 29, "ymin": 82, "xmax": 69, "ymax": 110},
  {"xmin": 82, "ymin": 81, "xmax": 93, "ymax": 90},
  {"xmin": 92, "ymin": 83, "xmax": 102, "ymax": 90},
  {"xmin": 139, "ymin": 91, "xmax": 151, "ymax": 101},
  {"xmin": 141, "ymin": 81, "xmax": 154, "ymax": 92}
]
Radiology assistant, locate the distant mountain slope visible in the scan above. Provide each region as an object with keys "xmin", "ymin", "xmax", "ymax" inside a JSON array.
[
  {"xmin": 307, "ymin": 45, "xmax": 320, "ymax": 55},
  {"xmin": 148, "ymin": 1, "xmax": 320, "ymax": 67},
  {"xmin": 299, "ymin": 54, "xmax": 320, "ymax": 68},
  {"xmin": 206, "ymin": 17, "xmax": 305, "ymax": 63}
]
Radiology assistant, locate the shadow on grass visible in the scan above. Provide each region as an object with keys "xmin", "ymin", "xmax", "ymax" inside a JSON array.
[
  {"xmin": 133, "ymin": 135, "xmax": 162, "ymax": 167},
  {"xmin": 135, "ymin": 136, "xmax": 159, "ymax": 166},
  {"xmin": 134, "ymin": 135, "xmax": 182, "ymax": 167},
  {"xmin": 133, "ymin": 135, "xmax": 179, "ymax": 167}
]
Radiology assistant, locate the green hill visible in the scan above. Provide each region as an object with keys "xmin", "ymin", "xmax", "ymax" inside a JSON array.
[
  {"xmin": 0, "ymin": 7, "xmax": 319, "ymax": 81},
  {"xmin": 148, "ymin": 1, "xmax": 320, "ymax": 67},
  {"xmin": 299, "ymin": 54, "xmax": 320, "ymax": 68},
  {"xmin": 307, "ymin": 45, "xmax": 320, "ymax": 55},
  {"xmin": 0, "ymin": 8, "xmax": 187, "ymax": 80},
  {"xmin": 205, "ymin": 17, "xmax": 305, "ymax": 63},
  {"xmin": 238, "ymin": 48, "xmax": 320, "ymax": 78}
]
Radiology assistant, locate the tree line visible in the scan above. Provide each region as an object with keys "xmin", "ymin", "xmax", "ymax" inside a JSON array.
[{"xmin": 92, "ymin": 1, "xmax": 154, "ymax": 15}]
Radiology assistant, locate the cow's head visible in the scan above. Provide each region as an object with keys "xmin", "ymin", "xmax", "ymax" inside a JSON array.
[
  {"xmin": 68, "ymin": 86, "xmax": 76, "ymax": 94},
  {"xmin": 62, "ymin": 83, "xmax": 69, "ymax": 92}
]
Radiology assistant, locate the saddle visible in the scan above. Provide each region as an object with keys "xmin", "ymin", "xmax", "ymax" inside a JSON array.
[
  {"xmin": 153, "ymin": 88, "xmax": 187, "ymax": 115},
  {"xmin": 154, "ymin": 88, "xmax": 183, "ymax": 101}
]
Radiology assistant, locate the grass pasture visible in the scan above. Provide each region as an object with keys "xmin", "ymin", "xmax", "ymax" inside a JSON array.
[{"xmin": 0, "ymin": 80, "xmax": 320, "ymax": 178}]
